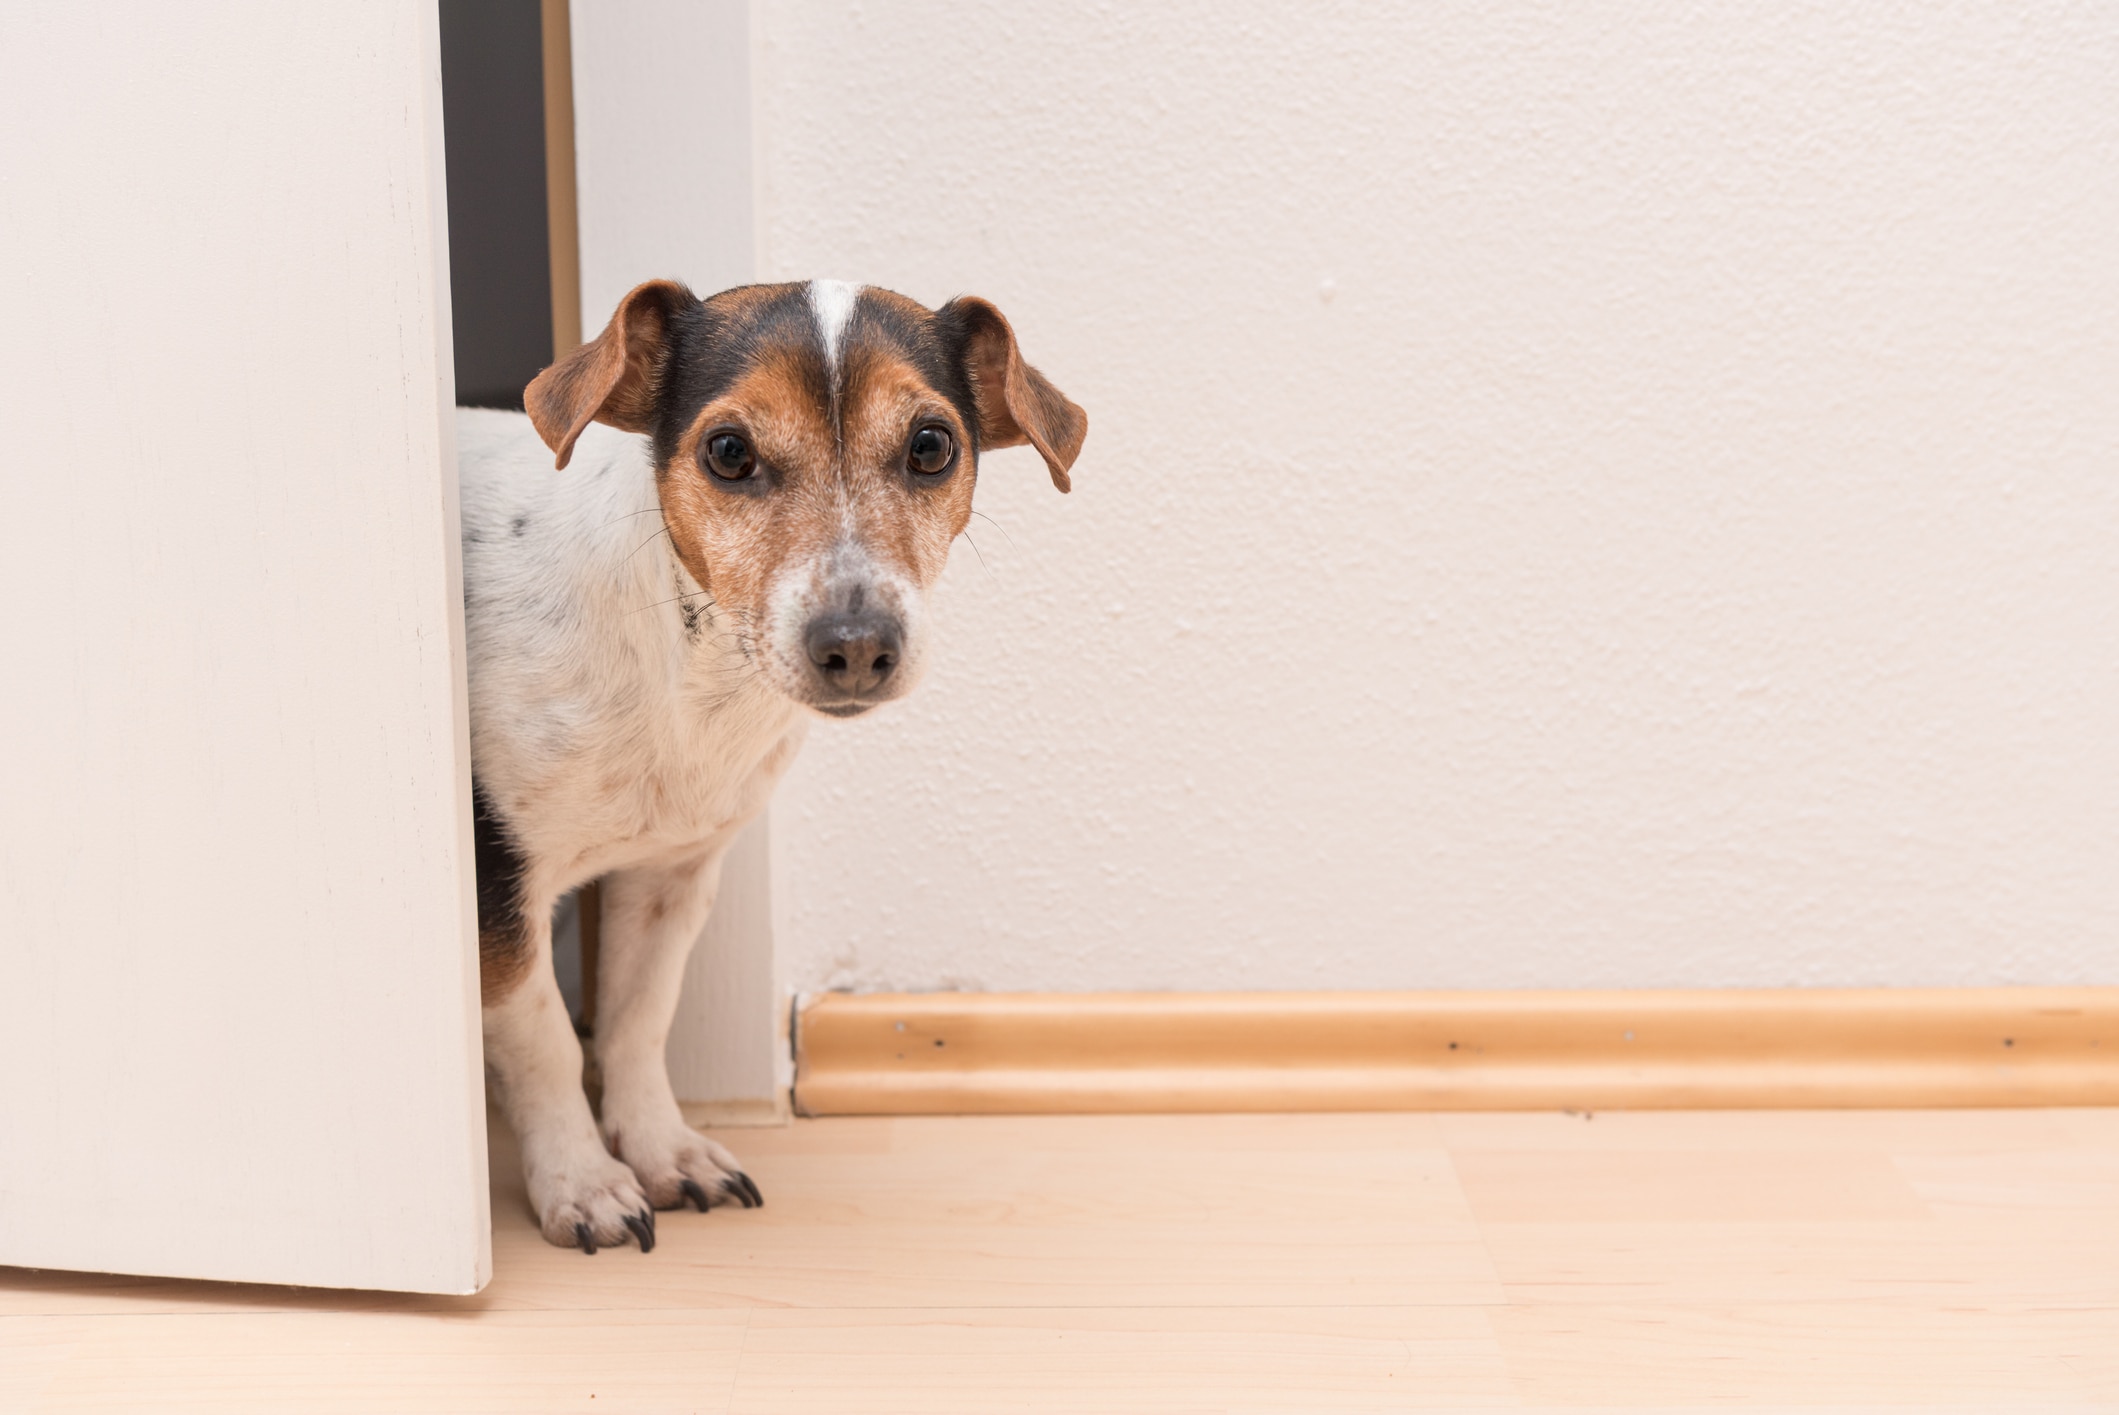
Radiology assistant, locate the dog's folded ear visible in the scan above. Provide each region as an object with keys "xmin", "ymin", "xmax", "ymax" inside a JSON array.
[
  {"xmin": 937, "ymin": 297, "xmax": 1087, "ymax": 493},
  {"xmin": 525, "ymin": 280, "xmax": 693, "ymax": 470}
]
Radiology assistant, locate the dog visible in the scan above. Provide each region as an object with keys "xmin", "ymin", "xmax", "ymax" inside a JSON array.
[{"xmin": 456, "ymin": 280, "xmax": 1085, "ymax": 1251}]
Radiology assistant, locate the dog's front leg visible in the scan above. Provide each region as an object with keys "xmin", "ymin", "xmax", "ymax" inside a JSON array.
[
  {"xmin": 593, "ymin": 852, "xmax": 764, "ymax": 1212},
  {"xmin": 483, "ymin": 897, "xmax": 657, "ymax": 1253}
]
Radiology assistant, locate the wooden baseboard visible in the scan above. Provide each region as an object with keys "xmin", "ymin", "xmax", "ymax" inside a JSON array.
[{"xmin": 792, "ymin": 988, "xmax": 2119, "ymax": 1115}]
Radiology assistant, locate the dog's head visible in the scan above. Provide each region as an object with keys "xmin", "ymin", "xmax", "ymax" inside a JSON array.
[{"xmin": 525, "ymin": 280, "xmax": 1085, "ymax": 718}]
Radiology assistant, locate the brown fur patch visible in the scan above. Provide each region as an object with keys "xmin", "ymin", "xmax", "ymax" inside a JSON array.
[
  {"xmin": 836, "ymin": 350, "xmax": 978, "ymax": 582},
  {"xmin": 657, "ymin": 349, "xmax": 843, "ymax": 612},
  {"xmin": 525, "ymin": 279, "xmax": 686, "ymax": 468},
  {"xmin": 479, "ymin": 925, "xmax": 532, "ymax": 1006},
  {"xmin": 938, "ymin": 295, "xmax": 1088, "ymax": 491}
]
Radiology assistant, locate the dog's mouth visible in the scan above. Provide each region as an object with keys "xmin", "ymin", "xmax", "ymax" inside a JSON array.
[{"xmin": 811, "ymin": 702, "xmax": 876, "ymax": 719}]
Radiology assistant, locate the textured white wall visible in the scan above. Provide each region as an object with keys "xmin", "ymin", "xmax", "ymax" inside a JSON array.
[
  {"xmin": 756, "ymin": 3, "xmax": 2119, "ymax": 993},
  {"xmin": 572, "ymin": 0, "xmax": 753, "ymax": 324}
]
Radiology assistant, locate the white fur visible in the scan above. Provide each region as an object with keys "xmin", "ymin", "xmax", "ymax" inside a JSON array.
[
  {"xmin": 457, "ymin": 408, "xmax": 805, "ymax": 1247},
  {"xmin": 807, "ymin": 278, "xmax": 862, "ymax": 384}
]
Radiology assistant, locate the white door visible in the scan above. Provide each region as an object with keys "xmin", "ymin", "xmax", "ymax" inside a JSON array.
[{"xmin": 0, "ymin": 2, "xmax": 489, "ymax": 1293}]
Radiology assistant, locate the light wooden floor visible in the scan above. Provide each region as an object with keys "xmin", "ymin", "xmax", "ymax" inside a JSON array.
[{"xmin": 5, "ymin": 1108, "xmax": 2117, "ymax": 1412}]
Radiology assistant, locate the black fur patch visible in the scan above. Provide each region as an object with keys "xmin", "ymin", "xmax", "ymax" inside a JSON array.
[
  {"xmin": 861, "ymin": 298, "xmax": 982, "ymax": 443},
  {"xmin": 651, "ymin": 284, "xmax": 830, "ymax": 470},
  {"xmin": 472, "ymin": 780, "xmax": 532, "ymax": 1000},
  {"xmin": 922, "ymin": 300, "xmax": 997, "ymax": 454}
]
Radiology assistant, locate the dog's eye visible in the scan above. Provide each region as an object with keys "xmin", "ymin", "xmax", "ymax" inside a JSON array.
[
  {"xmin": 704, "ymin": 432, "xmax": 756, "ymax": 481},
  {"xmin": 908, "ymin": 425, "xmax": 954, "ymax": 475}
]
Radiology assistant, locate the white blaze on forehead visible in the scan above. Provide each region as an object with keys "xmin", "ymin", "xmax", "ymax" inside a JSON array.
[{"xmin": 807, "ymin": 279, "xmax": 863, "ymax": 381}]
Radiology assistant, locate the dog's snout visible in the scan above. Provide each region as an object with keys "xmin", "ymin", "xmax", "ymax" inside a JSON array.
[{"xmin": 804, "ymin": 610, "xmax": 902, "ymax": 697}]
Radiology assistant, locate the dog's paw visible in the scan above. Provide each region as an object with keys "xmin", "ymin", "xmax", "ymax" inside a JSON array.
[
  {"xmin": 614, "ymin": 1122, "xmax": 764, "ymax": 1213},
  {"xmin": 528, "ymin": 1150, "xmax": 659, "ymax": 1254}
]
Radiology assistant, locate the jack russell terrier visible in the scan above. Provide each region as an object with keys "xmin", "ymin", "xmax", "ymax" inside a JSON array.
[{"xmin": 457, "ymin": 280, "xmax": 1085, "ymax": 1251}]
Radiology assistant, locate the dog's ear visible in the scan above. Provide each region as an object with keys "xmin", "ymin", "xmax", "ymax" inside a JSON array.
[
  {"xmin": 525, "ymin": 279, "xmax": 692, "ymax": 470},
  {"xmin": 937, "ymin": 296, "xmax": 1087, "ymax": 493}
]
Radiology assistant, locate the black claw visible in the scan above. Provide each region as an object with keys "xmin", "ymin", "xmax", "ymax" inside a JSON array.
[
  {"xmin": 722, "ymin": 1176, "xmax": 757, "ymax": 1210},
  {"xmin": 575, "ymin": 1221, "xmax": 597, "ymax": 1256},
  {"xmin": 624, "ymin": 1211, "xmax": 656, "ymax": 1253},
  {"xmin": 680, "ymin": 1178, "xmax": 713, "ymax": 1213},
  {"xmin": 734, "ymin": 1171, "xmax": 764, "ymax": 1209}
]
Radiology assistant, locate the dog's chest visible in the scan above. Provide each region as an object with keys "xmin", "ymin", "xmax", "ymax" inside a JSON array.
[{"xmin": 537, "ymin": 678, "xmax": 804, "ymax": 880}]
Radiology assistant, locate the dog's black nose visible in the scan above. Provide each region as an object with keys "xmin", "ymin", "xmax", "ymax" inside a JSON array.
[{"xmin": 804, "ymin": 611, "xmax": 902, "ymax": 696}]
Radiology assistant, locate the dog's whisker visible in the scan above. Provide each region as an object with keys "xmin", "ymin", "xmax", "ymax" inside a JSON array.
[
  {"xmin": 959, "ymin": 527, "xmax": 992, "ymax": 579},
  {"xmin": 970, "ymin": 508, "xmax": 1017, "ymax": 550},
  {"xmin": 628, "ymin": 589, "xmax": 707, "ymax": 616},
  {"xmin": 623, "ymin": 525, "xmax": 674, "ymax": 564},
  {"xmin": 593, "ymin": 506, "xmax": 666, "ymax": 530}
]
